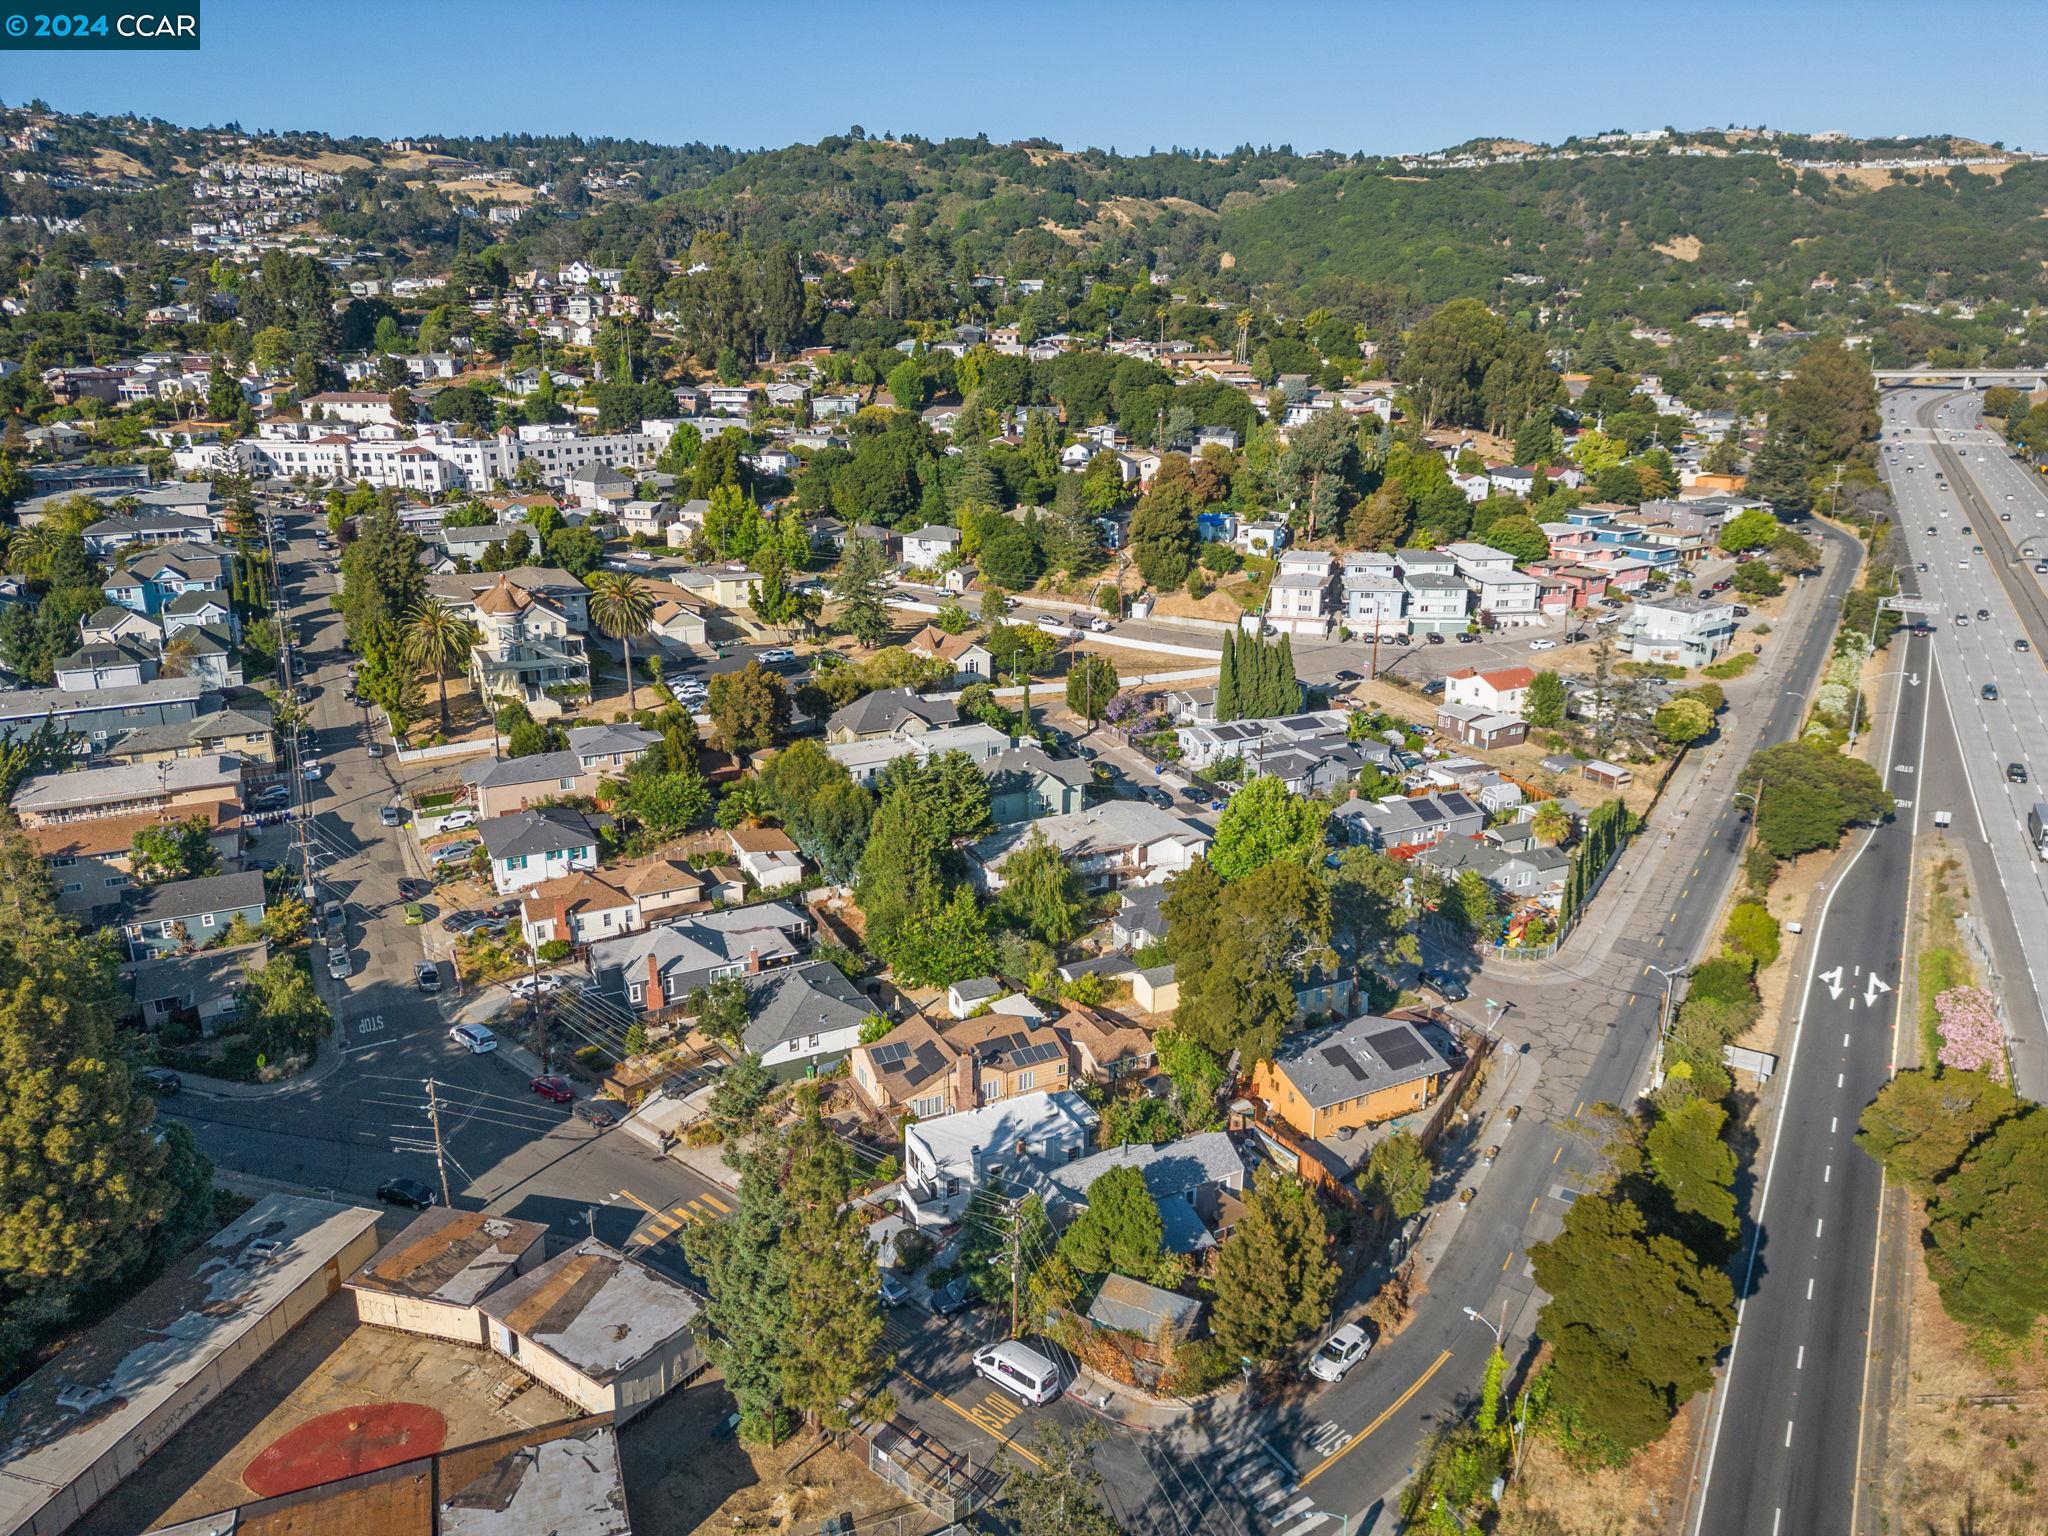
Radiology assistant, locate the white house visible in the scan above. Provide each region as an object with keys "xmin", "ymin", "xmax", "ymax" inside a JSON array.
[
  {"xmin": 900, "ymin": 1090, "xmax": 1100, "ymax": 1225},
  {"xmin": 1403, "ymin": 572, "xmax": 1471, "ymax": 635},
  {"xmin": 1441, "ymin": 665, "xmax": 1537, "ymax": 717},
  {"xmin": 725, "ymin": 827, "xmax": 804, "ymax": 891},
  {"xmin": 966, "ymin": 802, "xmax": 1211, "ymax": 893},
  {"xmin": 900, "ymin": 525, "xmax": 962, "ymax": 567},
  {"xmin": 1467, "ymin": 568, "xmax": 1543, "ymax": 625},
  {"xmin": 479, "ymin": 806, "xmax": 602, "ymax": 895},
  {"xmin": 1621, "ymin": 594, "xmax": 1739, "ymax": 667}
]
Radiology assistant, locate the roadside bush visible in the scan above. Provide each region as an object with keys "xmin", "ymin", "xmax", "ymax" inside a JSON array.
[
  {"xmin": 1689, "ymin": 953, "xmax": 1759, "ymax": 1008},
  {"xmin": 1724, "ymin": 903, "xmax": 1782, "ymax": 969}
]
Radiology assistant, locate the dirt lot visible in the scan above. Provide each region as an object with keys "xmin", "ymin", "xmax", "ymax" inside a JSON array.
[
  {"xmin": 620, "ymin": 1381, "xmax": 946, "ymax": 1536},
  {"xmin": 1498, "ymin": 1394, "xmax": 1702, "ymax": 1534},
  {"xmin": 1876, "ymin": 1235, "xmax": 2048, "ymax": 1533}
]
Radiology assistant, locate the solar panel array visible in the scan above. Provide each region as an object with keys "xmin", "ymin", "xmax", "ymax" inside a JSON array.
[
  {"xmin": 1367, "ymin": 1028, "xmax": 1429, "ymax": 1072},
  {"xmin": 1320, "ymin": 1046, "xmax": 1367, "ymax": 1081}
]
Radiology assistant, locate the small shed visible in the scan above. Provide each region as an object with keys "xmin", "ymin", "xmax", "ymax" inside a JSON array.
[
  {"xmin": 1580, "ymin": 758, "xmax": 1633, "ymax": 788},
  {"xmin": 1132, "ymin": 964, "xmax": 1180, "ymax": 1015},
  {"xmin": 346, "ymin": 1208, "xmax": 548, "ymax": 1346},
  {"xmin": 1085, "ymin": 1274, "xmax": 1205, "ymax": 1341}
]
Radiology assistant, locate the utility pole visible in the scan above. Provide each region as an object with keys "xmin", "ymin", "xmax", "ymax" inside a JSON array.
[
  {"xmin": 1010, "ymin": 1198, "xmax": 1022, "ymax": 1338},
  {"xmin": 424, "ymin": 1078, "xmax": 452, "ymax": 1207},
  {"xmin": 527, "ymin": 935, "xmax": 549, "ymax": 1071}
]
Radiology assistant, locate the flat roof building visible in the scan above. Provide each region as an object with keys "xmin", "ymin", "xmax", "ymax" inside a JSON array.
[{"xmin": 346, "ymin": 1209, "xmax": 550, "ymax": 1347}]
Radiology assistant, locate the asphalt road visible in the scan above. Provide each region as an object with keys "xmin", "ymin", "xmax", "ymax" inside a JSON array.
[
  {"xmin": 1884, "ymin": 393, "xmax": 2048, "ymax": 1095},
  {"xmin": 1155, "ymin": 513, "xmax": 1870, "ymax": 1533},
  {"xmin": 163, "ymin": 504, "xmax": 732, "ymax": 1271},
  {"xmin": 1689, "ymin": 594, "xmax": 1930, "ymax": 1536}
]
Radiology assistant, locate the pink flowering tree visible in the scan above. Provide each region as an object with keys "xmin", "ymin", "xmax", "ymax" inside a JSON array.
[{"xmin": 1934, "ymin": 986, "xmax": 2007, "ymax": 1081}]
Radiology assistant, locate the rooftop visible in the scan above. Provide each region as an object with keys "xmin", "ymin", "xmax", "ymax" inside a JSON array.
[
  {"xmin": 741, "ymin": 959, "xmax": 870, "ymax": 1055},
  {"xmin": 126, "ymin": 869, "xmax": 266, "ymax": 925},
  {"xmin": 12, "ymin": 753, "xmax": 241, "ymax": 816},
  {"xmin": 347, "ymin": 1208, "xmax": 550, "ymax": 1309},
  {"xmin": 0, "ymin": 1196, "xmax": 379, "ymax": 1536},
  {"xmin": 1269, "ymin": 1015, "xmax": 1455, "ymax": 1111},
  {"xmin": 908, "ymin": 1089, "xmax": 1099, "ymax": 1175},
  {"xmin": 1085, "ymin": 1273, "xmax": 1205, "ymax": 1338},
  {"xmin": 478, "ymin": 1241, "xmax": 700, "ymax": 1386}
]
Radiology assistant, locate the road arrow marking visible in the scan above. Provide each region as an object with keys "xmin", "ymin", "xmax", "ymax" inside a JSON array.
[
  {"xmin": 1820, "ymin": 965, "xmax": 1845, "ymax": 1001},
  {"xmin": 1865, "ymin": 974, "xmax": 1893, "ymax": 1008}
]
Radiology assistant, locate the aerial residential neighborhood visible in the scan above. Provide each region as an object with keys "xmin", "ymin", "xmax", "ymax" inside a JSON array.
[{"xmin": 1, "ymin": 11, "xmax": 2046, "ymax": 1536}]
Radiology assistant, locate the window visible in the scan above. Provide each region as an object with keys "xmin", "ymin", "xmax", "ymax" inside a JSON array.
[
  {"xmin": 104, "ymin": 876, "xmax": 127, "ymax": 888},
  {"xmin": 62, "ymin": 882, "xmax": 82, "ymax": 894},
  {"xmin": 1017, "ymin": 1070, "xmax": 1035, "ymax": 1091},
  {"xmin": 200, "ymin": 913, "xmax": 216, "ymax": 928},
  {"xmin": 628, "ymin": 983, "xmax": 644, "ymax": 1004},
  {"xmin": 559, "ymin": 778, "xmax": 576, "ymax": 791},
  {"xmin": 50, "ymin": 856, "xmax": 76, "ymax": 869}
]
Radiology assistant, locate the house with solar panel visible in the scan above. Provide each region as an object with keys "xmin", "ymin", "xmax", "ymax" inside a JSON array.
[{"xmin": 1248, "ymin": 1015, "xmax": 1455, "ymax": 1142}]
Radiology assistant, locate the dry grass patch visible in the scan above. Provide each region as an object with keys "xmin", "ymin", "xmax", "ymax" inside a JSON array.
[
  {"xmin": 1879, "ymin": 1232, "xmax": 2048, "ymax": 1534},
  {"xmin": 1654, "ymin": 235, "xmax": 1703, "ymax": 262},
  {"xmin": 1498, "ymin": 1394, "xmax": 1701, "ymax": 1534}
]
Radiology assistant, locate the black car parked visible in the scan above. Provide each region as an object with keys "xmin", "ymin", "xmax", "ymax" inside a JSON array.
[{"xmin": 376, "ymin": 1177, "xmax": 437, "ymax": 1209}]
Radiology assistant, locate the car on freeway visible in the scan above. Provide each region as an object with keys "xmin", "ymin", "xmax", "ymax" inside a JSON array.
[
  {"xmin": 449, "ymin": 1023, "xmax": 498, "ymax": 1054},
  {"xmin": 1978, "ymin": 608, "xmax": 1992, "ymax": 620},
  {"xmin": 415, "ymin": 961, "xmax": 441, "ymax": 993},
  {"xmin": 530, "ymin": 1075, "xmax": 576, "ymax": 1104},
  {"xmin": 574, "ymin": 1098, "xmax": 624, "ymax": 1128},
  {"xmin": 1915, "ymin": 563, "xmax": 1928, "ymax": 573},
  {"xmin": 1926, "ymin": 526, "xmax": 1938, "ymax": 536},
  {"xmin": 2018, "ymin": 639, "xmax": 2032, "ymax": 653},
  {"xmin": 1983, "ymin": 683, "xmax": 2000, "ymax": 702},
  {"xmin": 2009, "ymin": 763, "xmax": 2030, "ymax": 785},
  {"xmin": 1308, "ymin": 1323, "xmax": 1373, "ymax": 1383},
  {"xmin": 138, "ymin": 1067, "xmax": 182, "ymax": 1095},
  {"xmin": 2002, "ymin": 513, "xmax": 2012, "ymax": 522},
  {"xmin": 376, "ymin": 1177, "xmax": 437, "ymax": 1210},
  {"xmin": 327, "ymin": 948, "xmax": 353, "ymax": 981},
  {"xmin": 930, "ymin": 1273, "xmax": 980, "ymax": 1316},
  {"xmin": 1962, "ymin": 526, "xmax": 1973, "ymax": 536},
  {"xmin": 431, "ymin": 840, "xmax": 480, "ymax": 867}
]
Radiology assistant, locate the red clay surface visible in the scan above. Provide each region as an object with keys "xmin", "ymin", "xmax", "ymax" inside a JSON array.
[{"xmin": 242, "ymin": 1402, "xmax": 449, "ymax": 1497}]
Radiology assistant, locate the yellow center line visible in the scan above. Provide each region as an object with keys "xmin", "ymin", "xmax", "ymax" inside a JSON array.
[
  {"xmin": 891, "ymin": 1364, "xmax": 1044, "ymax": 1469},
  {"xmin": 1298, "ymin": 1349, "xmax": 1454, "ymax": 1488},
  {"xmin": 1552, "ymin": 1146, "xmax": 1563, "ymax": 1165}
]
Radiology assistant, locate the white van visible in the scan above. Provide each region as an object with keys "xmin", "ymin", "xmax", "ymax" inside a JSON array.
[{"xmin": 973, "ymin": 1341, "xmax": 1061, "ymax": 1405}]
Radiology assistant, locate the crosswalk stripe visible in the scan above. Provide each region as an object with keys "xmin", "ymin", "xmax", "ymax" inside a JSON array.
[
  {"xmin": 698, "ymin": 1191, "xmax": 731, "ymax": 1213},
  {"xmin": 1279, "ymin": 1514, "xmax": 1330, "ymax": 1535}
]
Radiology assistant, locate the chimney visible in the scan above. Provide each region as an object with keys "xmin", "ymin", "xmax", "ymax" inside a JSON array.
[
  {"xmin": 745, "ymin": 945, "xmax": 761, "ymax": 975},
  {"xmin": 952, "ymin": 1052, "xmax": 978, "ymax": 1113},
  {"xmin": 643, "ymin": 952, "xmax": 663, "ymax": 1008}
]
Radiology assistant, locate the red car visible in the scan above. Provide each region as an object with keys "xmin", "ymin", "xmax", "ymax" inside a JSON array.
[{"xmin": 529, "ymin": 1075, "xmax": 574, "ymax": 1104}]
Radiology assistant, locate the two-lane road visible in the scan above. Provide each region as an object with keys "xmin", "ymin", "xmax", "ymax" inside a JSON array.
[{"xmin": 1691, "ymin": 605, "xmax": 1931, "ymax": 1536}]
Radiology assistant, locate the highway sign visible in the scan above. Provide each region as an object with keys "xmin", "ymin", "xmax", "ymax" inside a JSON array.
[{"xmin": 1886, "ymin": 597, "xmax": 1937, "ymax": 615}]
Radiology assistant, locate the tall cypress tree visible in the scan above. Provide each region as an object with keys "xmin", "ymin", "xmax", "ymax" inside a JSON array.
[
  {"xmin": 1275, "ymin": 633, "xmax": 1298, "ymax": 714},
  {"xmin": 1217, "ymin": 629, "xmax": 1239, "ymax": 722}
]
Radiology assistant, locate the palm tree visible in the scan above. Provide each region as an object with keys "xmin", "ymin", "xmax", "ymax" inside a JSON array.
[
  {"xmin": 403, "ymin": 598, "xmax": 479, "ymax": 727},
  {"xmin": 1531, "ymin": 799, "xmax": 1572, "ymax": 847},
  {"xmin": 586, "ymin": 570, "xmax": 656, "ymax": 712}
]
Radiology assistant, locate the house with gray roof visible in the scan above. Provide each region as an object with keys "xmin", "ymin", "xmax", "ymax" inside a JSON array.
[
  {"xmin": 125, "ymin": 940, "xmax": 266, "ymax": 1036},
  {"xmin": 741, "ymin": 959, "xmax": 872, "ymax": 1076},
  {"xmin": 1046, "ymin": 1132, "xmax": 1247, "ymax": 1254},
  {"xmin": 900, "ymin": 1089, "xmax": 1100, "ymax": 1225},
  {"xmin": 824, "ymin": 687, "xmax": 961, "ymax": 744},
  {"xmin": 981, "ymin": 742, "xmax": 1091, "ymax": 824},
  {"xmin": 1251, "ymin": 1014, "xmax": 1457, "ymax": 1143},
  {"xmin": 1085, "ymin": 1272, "xmax": 1207, "ymax": 1342},
  {"xmin": 480, "ymin": 805, "xmax": 603, "ymax": 895},
  {"xmin": 0, "ymin": 676, "xmax": 208, "ymax": 749},
  {"xmin": 586, "ymin": 901, "xmax": 812, "ymax": 1015},
  {"xmin": 121, "ymin": 870, "xmax": 267, "ymax": 958},
  {"xmin": 1331, "ymin": 790, "xmax": 1484, "ymax": 852},
  {"xmin": 53, "ymin": 642, "xmax": 156, "ymax": 693},
  {"xmin": 967, "ymin": 801, "xmax": 1210, "ymax": 893}
]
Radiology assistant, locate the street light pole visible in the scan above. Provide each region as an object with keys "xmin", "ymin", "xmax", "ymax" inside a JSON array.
[{"xmin": 1644, "ymin": 962, "xmax": 1689, "ymax": 1089}]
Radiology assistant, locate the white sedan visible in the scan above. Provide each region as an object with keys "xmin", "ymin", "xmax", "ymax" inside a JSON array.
[
  {"xmin": 1528, "ymin": 638, "xmax": 1558, "ymax": 652},
  {"xmin": 1308, "ymin": 1323, "xmax": 1372, "ymax": 1383}
]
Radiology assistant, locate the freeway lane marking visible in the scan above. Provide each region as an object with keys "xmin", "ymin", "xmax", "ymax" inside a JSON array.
[
  {"xmin": 1296, "ymin": 1348, "xmax": 1453, "ymax": 1489},
  {"xmin": 890, "ymin": 1363, "xmax": 1045, "ymax": 1469}
]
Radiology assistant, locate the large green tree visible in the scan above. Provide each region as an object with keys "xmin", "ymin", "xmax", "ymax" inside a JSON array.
[
  {"xmin": 993, "ymin": 831, "xmax": 1087, "ymax": 947},
  {"xmin": 1923, "ymin": 1106, "xmax": 2048, "ymax": 1337},
  {"xmin": 707, "ymin": 661, "xmax": 791, "ymax": 752},
  {"xmin": 831, "ymin": 536, "xmax": 892, "ymax": 648},
  {"xmin": 1746, "ymin": 741, "xmax": 1892, "ymax": 859},
  {"xmin": 1528, "ymin": 1194, "xmax": 1735, "ymax": 1460},
  {"xmin": 1856, "ymin": 1068, "xmax": 2020, "ymax": 1198},
  {"xmin": 1208, "ymin": 775, "xmax": 1328, "ymax": 882},
  {"xmin": 1058, "ymin": 1164, "xmax": 1171, "ymax": 1285},
  {"xmin": 1210, "ymin": 1167, "xmax": 1338, "ymax": 1362}
]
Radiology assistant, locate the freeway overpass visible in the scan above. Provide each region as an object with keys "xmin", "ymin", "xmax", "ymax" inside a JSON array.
[{"xmin": 1872, "ymin": 369, "xmax": 2048, "ymax": 389}]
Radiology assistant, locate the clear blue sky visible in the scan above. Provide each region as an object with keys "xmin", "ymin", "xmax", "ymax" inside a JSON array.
[{"xmin": 14, "ymin": 0, "xmax": 2048, "ymax": 155}]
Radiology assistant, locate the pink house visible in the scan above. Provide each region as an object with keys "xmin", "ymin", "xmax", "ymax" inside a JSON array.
[{"xmin": 1530, "ymin": 560, "xmax": 1612, "ymax": 610}]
